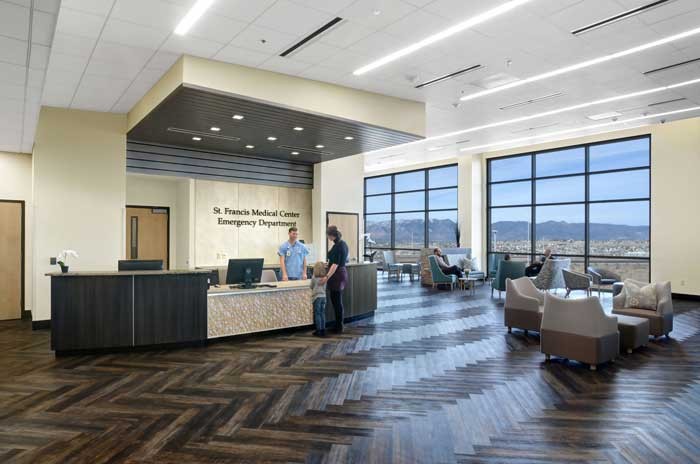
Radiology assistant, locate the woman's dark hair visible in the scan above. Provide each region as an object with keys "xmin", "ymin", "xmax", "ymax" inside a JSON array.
[
  {"xmin": 326, "ymin": 225, "xmax": 342, "ymax": 240},
  {"xmin": 504, "ymin": 254, "xmax": 511, "ymax": 261}
]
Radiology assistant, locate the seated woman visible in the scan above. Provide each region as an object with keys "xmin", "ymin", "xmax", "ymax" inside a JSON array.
[
  {"xmin": 433, "ymin": 248, "xmax": 464, "ymax": 278},
  {"xmin": 525, "ymin": 248, "xmax": 553, "ymax": 277}
]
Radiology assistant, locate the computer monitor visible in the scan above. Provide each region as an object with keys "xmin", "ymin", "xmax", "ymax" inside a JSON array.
[
  {"xmin": 226, "ymin": 258, "xmax": 264, "ymax": 288},
  {"xmin": 118, "ymin": 259, "xmax": 163, "ymax": 271}
]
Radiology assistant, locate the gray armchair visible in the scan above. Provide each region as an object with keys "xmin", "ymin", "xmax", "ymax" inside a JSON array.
[
  {"xmin": 382, "ymin": 251, "xmax": 401, "ymax": 281},
  {"xmin": 562, "ymin": 269, "xmax": 592, "ymax": 297},
  {"xmin": 612, "ymin": 280, "xmax": 673, "ymax": 338},
  {"xmin": 532, "ymin": 258, "xmax": 570, "ymax": 292},
  {"xmin": 587, "ymin": 267, "xmax": 621, "ymax": 297}
]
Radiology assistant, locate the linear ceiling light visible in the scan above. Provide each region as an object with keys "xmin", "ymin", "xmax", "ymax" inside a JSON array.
[
  {"xmin": 415, "ymin": 64, "xmax": 483, "ymax": 89},
  {"xmin": 352, "ymin": 0, "xmax": 534, "ymax": 76},
  {"xmin": 175, "ymin": 0, "xmax": 215, "ymax": 35},
  {"xmin": 280, "ymin": 17, "xmax": 344, "ymax": 57},
  {"xmin": 587, "ymin": 111, "xmax": 622, "ymax": 120},
  {"xmin": 571, "ymin": 0, "xmax": 673, "ymax": 35},
  {"xmin": 460, "ymin": 26, "xmax": 700, "ymax": 102},
  {"xmin": 499, "ymin": 92, "xmax": 564, "ymax": 110},
  {"xmin": 459, "ymin": 106, "xmax": 700, "ymax": 153}
]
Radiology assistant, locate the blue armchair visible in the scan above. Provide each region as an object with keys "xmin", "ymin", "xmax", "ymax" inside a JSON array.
[
  {"xmin": 492, "ymin": 260, "xmax": 526, "ymax": 299},
  {"xmin": 428, "ymin": 255, "xmax": 457, "ymax": 290},
  {"xmin": 488, "ymin": 253, "xmax": 506, "ymax": 280}
]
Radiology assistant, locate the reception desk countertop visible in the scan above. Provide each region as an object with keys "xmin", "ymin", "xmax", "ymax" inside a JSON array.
[
  {"xmin": 46, "ymin": 269, "xmax": 211, "ymax": 277},
  {"xmin": 208, "ymin": 280, "xmax": 309, "ymax": 296}
]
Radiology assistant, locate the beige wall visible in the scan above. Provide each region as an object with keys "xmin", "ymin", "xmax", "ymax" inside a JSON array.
[
  {"xmin": 176, "ymin": 178, "xmax": 195, "ymax": 269},
  {"xmin": 194, "ymin": 179, "xmax": 312, "ymax": 266},
  {"xmin": 32, "ymin": 107, "xmax": 127, "ymax": 321},
  {"xmin": 479, "ymin": 117, "xmax": 700, "ymax": 295},
  {"xmin": 0, "ymin": 151, "xmax": 33, "ymax": 312},
  {"xmin": 313, "ymin": 154, "xmax": 365, "ymax": 261}
]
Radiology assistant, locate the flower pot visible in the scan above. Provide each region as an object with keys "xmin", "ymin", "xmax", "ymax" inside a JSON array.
[{"xmin": 59, "ymin": 264, "xmax": 69, "ymax": 273}]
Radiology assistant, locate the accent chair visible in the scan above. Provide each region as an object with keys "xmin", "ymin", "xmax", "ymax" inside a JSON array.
[
  {"xmin": 531, "ymin": 258, "xmax": 570, "ymax": 292},
  {"xmin": 612, "ymin": 280, "xmax": 673, "ymax": 338},
  {"xmin": 492, "ymin": 260, "xmax": 526, "ymax": 299},
  {"xmin": 428, "ymin": 255, "xmax": 457, "ymax": 290},
  {"xmin": 562, "ymin": 269, "xmax": 592, "ymax": 297},
  {"xmin": 587, "ymin": 266, "xmax": 621, "ymax": 297},
  {"xmin": 382, "ymin": 251, "xmax": 401, "ymax": 281},
  {"xmin": 504, "ymin": 277, "xmax": 544, "ymax": 334}
]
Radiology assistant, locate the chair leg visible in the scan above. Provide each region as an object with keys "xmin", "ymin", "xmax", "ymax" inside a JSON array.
[
  {"xmin": 524, "ymin": 329, "xmax": 528, "ymax": 336},
  {"xmin": 545, "ymin": 354, "xmax": 550, "ymax": 362},
  {"xmin": 507, "ymin": 327, "xmax": 512, "ymax": 333},
  {"xmin": 565, "ymin": 289, "xmax": 571, "ymax": 298}
]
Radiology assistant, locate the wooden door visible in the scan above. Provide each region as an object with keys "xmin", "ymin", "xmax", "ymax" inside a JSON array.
[
  {"xmin": 125, "ymin": 207, "xmax": 169, "ymax": 269},
  {"xmin": 326, "ymin": 212, "xmax": 359, "ymax": 263},
  {"xmin": 0, "ymin": 201, "xmax": 22, "ymax": 320}
]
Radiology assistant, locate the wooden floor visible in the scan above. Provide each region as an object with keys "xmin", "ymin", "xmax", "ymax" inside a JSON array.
[{"xmin": 1, "ymin": 279, "xmax": 700, "ymax": 463}]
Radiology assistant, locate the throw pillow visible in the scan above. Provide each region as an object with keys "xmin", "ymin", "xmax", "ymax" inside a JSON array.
[
  {"xmin": 624, "ymin": 279, "xmax": 657, "ymax": 310},
  {"xmin": 444, "ymin": 254, "xmax": 466, "ymax": 269}
]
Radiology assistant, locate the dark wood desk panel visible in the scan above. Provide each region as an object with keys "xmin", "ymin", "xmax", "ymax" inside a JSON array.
[
  {"xmin": 133, "ymin": 273, "xmax": 208, "ymax": 346},
  {"xmin": 325, "ymin": 263, "xmax": 377, "ymax": 324},
  {"xmin": 51, "ymin": 275, "xmax": 133, "ymax": 351}
]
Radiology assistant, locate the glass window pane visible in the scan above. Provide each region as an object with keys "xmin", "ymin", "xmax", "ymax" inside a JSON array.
[
  {"xmin": 535, "ymin": 147, "xmax": 585, "ymax": 177},
  {"xmin": 490, "ymin": 181, "xmax": 531, "ymax": 206},
  {"xmin": 395, "ymin": 171, "xmax": 425, "ymax": 192},
  {"xmin": 489, "ymin": 155, "xmax": 531, "ymax": 182},
  {"xmin": 489, "ymin": 206, "xmax": 531, "ymax": 253},
  {"xmin": 429, "ymin": 188, "xmax": 457, "ymax": 209},
  {"xmin": 535, "ymin": 204, "xmax": 585, "ymax": 255},
  {"xmin": 589, "ymin": 201, "xmax": 649, "ymax": 257},
  {"xmin": 429, "ymin": 165, "xmax": 458, "ymax": 188},
  {"xmin": 364, "ymin": 214, "xmax": 391, "ymax": 248},
  {"xmin": 536, "ymin": 176, "xmax": 584, "ymax": 204},
  {"xmin": 365, "ymin": 194, "xmax": 391, "ymax": 214},
  {"xmin": 588, "ymin": 258, "xmax": 649, "ymax": 282},
  {"xmin": 394, "ymin": 212, "xmax": 425, "ymax": 249},
  {"xmin": 589, "ymin": 169, "xmax": 649, "ymax": 201},
  {"xmin": 395, "ymin": 191, "xmax": 424, "ymax": 212},
  {"xmin": 428, "ymin": 210, "xmax": 458, "ymax": 248},
  {"xmin": 589, "ymin": 138, "xmax": 649, "ymax": 171},
  {"xmin": 365, "ymin": 176, "xmax": 391, "ymax": 195}
]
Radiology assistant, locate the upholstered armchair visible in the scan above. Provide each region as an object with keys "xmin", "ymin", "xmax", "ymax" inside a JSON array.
[
  {"xmin": 504, "ymin": 277, "xmax": 545, "ymax": 334},
  {"xmin": 492, "ymin": 260, "xmax": 526, "ymax": 298},
  {"xmin": 562, "ymin": 269, "xmax": 592, "ymax": 297},
  {"xmin": 382, "ymin": 251, "xmax": 401, "ymax": 281},
  {"xmin": 488, "ymin": 253, "xmax": 506, "ymax": 280},
  {"xmin": 428, "ymin": 255, "xmax": 457, "ymax": 290},
  {"xmin": 612, "ymin": 280, "xmax": 673, "ymax": 338},
  {"xmin": 531, "ymin": 258, "xmax": 570, "ymax": 292},
  {"xmin": 587, "ymin": 267, "xmax": 621, "ymax": 297},
  {"xmin": 541, "ymin": 294, "xmax": 619, "ymax": 371}
]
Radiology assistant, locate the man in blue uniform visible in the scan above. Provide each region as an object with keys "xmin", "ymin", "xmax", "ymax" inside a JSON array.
[{"xmin": 278, "ymin": 227, "xmax": 309, "ymax": 281}]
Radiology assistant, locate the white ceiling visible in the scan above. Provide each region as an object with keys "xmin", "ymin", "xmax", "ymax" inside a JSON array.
[{"xmin": 2, "ymin": 0, "xmax": 699, "ymax": 160}]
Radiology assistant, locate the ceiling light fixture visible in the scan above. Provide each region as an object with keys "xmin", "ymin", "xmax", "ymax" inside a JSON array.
[
  {"xmin": 459, "ymin": 106, "xmax": 700, "ymax": 153},
  {"xmin": 280, "ymin": 17, "xmax": 344, "ymax": 57},
  {"xmin": 293, "ymin": 127, "xmax": 304, "ymax": 131},
  {"xmin": 415, "ymin": 64, "xmax": 483, "ymax": 89},
  {"xmin": 192, "ymin": 136, "xmax": 202, "ymax": 141},
  {"xmin": 353, "ymin": 0, "xmax": 534, "ymax": 75},
  {"xmin": 174, "ymin": 0, "xmax": 215, "ymax": 35},
  {"xmin": 291, "ymin": 151, "xmax": 299, "ymax": 155},
  {"xmin": 267, "ymin": 136, "xmax": 277, "ymax": 141},
  {"xmin": 644, "ymin": 56, "xmax": 700, "ymax": 75},
  {"xmin": 460, "ymin": 26, "xmax": 700, "ymax": 102},
  {"xmin": 571, "ymin": 0, "xmax": 673, "ymax": 35},
  {"xmin": 316, "ymin": 144, "xmax": 324, "ymax": 148},
  {"xmin": 344, "ymin": 136, "xmax": 354, "ymax": 140},
  {"xmin": 210, "ymin": 126, "xmax": 221, "ymax": 132},
  {"xmin": 587, "ymin": 111, "xmax": 622, "ymax": 120},
  {"xmin": 232, "ymin": 114, "xmax": 244, "ymax": 120},
  {"xmin": 245, "ymin": 145, "xmax": 254, "ymax": 149}
]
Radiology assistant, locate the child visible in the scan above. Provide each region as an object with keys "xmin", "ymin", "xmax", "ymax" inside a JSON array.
[{"xmin": 310, "ymin": 262, "xmax": 327, "ymax": 337}]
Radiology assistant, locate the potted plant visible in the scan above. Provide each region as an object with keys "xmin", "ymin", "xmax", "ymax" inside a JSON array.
[{"xmin": 57, "ymin": 250, "xmax": 78, "ymax": 273}]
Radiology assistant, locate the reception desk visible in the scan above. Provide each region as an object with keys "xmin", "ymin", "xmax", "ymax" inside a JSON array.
[{"xmin": 47, "ymin": 263, "xmax": 377, "ymax": 355}]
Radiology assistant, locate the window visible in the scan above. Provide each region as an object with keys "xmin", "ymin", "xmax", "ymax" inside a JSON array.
[
  {"xmin": 364, "ymin": 165, "xmax": 458, "ymax": 251},
  {"xmin": 487, "ymin": 136, "xmax": 650, "ymax": 281}
]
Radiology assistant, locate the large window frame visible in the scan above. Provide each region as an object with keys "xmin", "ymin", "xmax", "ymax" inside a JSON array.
[
  {"xmin": 364, "ymin": 164, "xmax": 458, "ymax": 250},
  {"xmin": 486, "ymin": 135, "xmax": 651, "ymax": 280}
]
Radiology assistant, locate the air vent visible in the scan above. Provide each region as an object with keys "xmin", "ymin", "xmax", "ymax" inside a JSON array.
[
  {"xmin": 167, "ymin": 127, "xmax": 241, "ymax": 142},
  {"xmin": 511, "ymin": 122, "xmax": 558, "ymax": 133},
  {"xmin": 280, "ymin": 17, "xmax": 344, "ymax": 57},
  {"xmin": 572, "ymin": 0, "xmax": 674, "ymax": 35},
  {"xmin": 644, "ymin": 57, "xmax": 700, "ymax": 75},
  {"xmin": 499, "ymin": 92, "xmax": 564, "ymax": 111},
  {"xmin": 415, "ymin": 64, "xmax": 483, "ymax": 89},
  {"xmin": 277, "ymin": 144, "xmax": 334, "ymax": 156},
  {"xmin": 648, "ymin": 97, "xmax": 687, "ymax": 107}
]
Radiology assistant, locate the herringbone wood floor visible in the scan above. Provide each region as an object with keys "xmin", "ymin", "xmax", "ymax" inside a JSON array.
[{"xmin": 1, "ymin": 279, "xmax": 700, "ymax": 463}]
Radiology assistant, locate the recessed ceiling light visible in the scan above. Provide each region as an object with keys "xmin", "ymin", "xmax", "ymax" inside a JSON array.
[
  {"xmin": 267, "ymin": 136, "xmax": 277, "ymax": 141},
  {"xmin": 315, "ymin": 144, "xmax": 324, "ymax": 149},
  {"xmin": 174, "ymin": 0, "xmax": 215, "ymax": 35},
  {"xmin": 245, "ymin": 144, "xmax": 254, "ymax": 149},
  {"xmin": 293, "ymin": 127, "xmax": 304, "ymax": 131},
  {"xmin": 373, "ymin": 9, "xmax": 381, "ymax": 15},
  {"xmin": 232, "ymin": 114, "xmax": 244, "ymax": 120},
  {"xmin": 587, "ymin": 111, "xmax": 622, "ymax": 121},
  {"xmin": 460, "ymin": 26, "xmax": 700, "ymax": 102},
  {"xmin": 353, "ymin": 0, "xmax": 533, "ymax": 75},
  {"xmin": 291, "ymin": 151, "xmax": 299, "ymax": 155},
  {"xmin": 210, "ymin": 126, "xmax": 221, "ymax": 132},
  {"xmin": 344, "ymin": 136, "xmax": 354, "ymax": 140},
  {"xmin": 192, "ymin": 136, "xmax": 202, "ymax": 141}
]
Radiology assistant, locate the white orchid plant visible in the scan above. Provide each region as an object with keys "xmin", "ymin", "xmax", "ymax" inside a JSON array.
[{"xmin": 57, "ymin": 250, "xmax": 79, "ymax": 270}]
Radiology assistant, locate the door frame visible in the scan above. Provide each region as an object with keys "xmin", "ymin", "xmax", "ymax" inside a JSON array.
[
  {"xmin": 126, "ymin": 205, "xmax": 171, "ymax": 269},
  {"xmin": 0, "ymin": 199, "xmax": 25, "ymax": 318},
  {"xmin": 325, "ymin": 211, "xmax": 360, "ymax": 261}
]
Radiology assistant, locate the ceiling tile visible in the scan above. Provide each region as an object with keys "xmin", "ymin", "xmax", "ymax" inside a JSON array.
[
  {"xmin": 146, "ymin": 50, "xmax": 181, "ymax": 70},
  {"xmin": 60, "ymin": 0, "xmax": 114, "ymax": 16},
  {"xmin": 0, "ymin": 36, "xmax": 27, "ymax": 66},
  {"xmin": 259, "ymin": 56, "xmax": 313, "ymax": 76},
  {"xmin": 32, "ymin": 11, "xmax": 57, "ymax": 46},
  {"xmin": 213, "ymin": 45, "xmax": 271, "ymax": 67},
  {"xmin": 50, "ymin": 31, "xmax": 97, "ymax": 57},
  {"xmin": 285, "ymin": 41, "xmax": 342, "ymax": 65},
  {"xmin": 383, "ymin": 9, "xmax": 450, "ymax": 41},
  {"xmin": 319, "ymin": 19, "xmax": 374, "ymax": 48},
  {"xmin": 293, "ymin": 0, "xmax": 355, "ymax": 14},
  {"xmin": 0, "ymin": 62, "xmax": 27, "ymax": 86},
  {"xmin": 35, "ymin": 0, "xmax": 60, "ymax": 14},
  {"xmin": 46, "ymin": 51, "xmax": 89, "ymax": 72},
  {"xmin": 27, "ymin": 68, "xmax": 46, "ymax": 88},
  {"xmin": 0, "ymin": 82, "xmax": 26, "ymax": 101},
  {"xmin": 340, "ymin": 0, "xmax": 416, "ymax": 30},
  {"xmin": 29, "ymin": 44, "xmax": 51, "ymax": 70},
  {"xmin": 111, "ymin": 0, "xmax": 186, "ymax": 31},
  {"xmin": 187, "ymin": 11, "xmax": 247, "ymax": 44},
  {"xmin": 0, "ymin": 1, "xmax": 29, "ymax": 41},
  {"xmin": 160, "ymin": 34, "xmax": 222, "ymax": 58},
  {"xmin": 211, "ymin": 0, "xmax": 276, "ymax": 23},
  {"xmin": 44, "ymin": 66, "xmax": 83, "ymax": 87},
  {"xmin": 41, "ymin": 81, "xmax": 78, "ymax": 106},
  {"xmin": 228, "ymin": 24, "xmax": 299, "ymax": 55},
  {"xmin": 255, "ymin": 0, "xmax": 334, "ymax": 37},
  {"xmin": 55, "ymin": 7, "xmax": 107, "ymax": 39},
  {"xmin": 101, "ymin": 17, "xmax": 170, "ymax": 50}
]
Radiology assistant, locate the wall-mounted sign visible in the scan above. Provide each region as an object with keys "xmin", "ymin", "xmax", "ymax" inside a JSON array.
[{"xmin": 212, "ymin": 207, "xmax": 301, "ymax": 228}]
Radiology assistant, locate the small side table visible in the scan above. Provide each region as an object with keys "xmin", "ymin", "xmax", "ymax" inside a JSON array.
[
  {"xmin": 401, "ymin": 263, "xmax": 420, "ymax": 282},
  {"xmin": 459, "ymin": 277, "xmax": 477, "ymax": 296}
]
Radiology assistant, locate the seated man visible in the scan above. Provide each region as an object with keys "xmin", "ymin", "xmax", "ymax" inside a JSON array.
[
  {"xmin": 525, "ymin": 248, "xmax": 553, "ymax": 277},
  {"xmin": 433, "ymin": 248, "xmax": 464, "ymax": 278}
]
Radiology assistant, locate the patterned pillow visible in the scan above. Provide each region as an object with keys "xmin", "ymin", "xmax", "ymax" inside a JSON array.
[
  {"xmin": 624, "ymin": 279, "xmax": 657, "ymax": 310},
  {"xmin": 444, "ymin": 254, "xmax": 466, "ymax": 269}
]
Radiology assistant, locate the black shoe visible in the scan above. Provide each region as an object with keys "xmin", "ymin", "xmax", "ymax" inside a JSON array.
[
  {"xmin": 334, "ymin": 326, "xmax": 344, "ymax": 334},
  {"xmin": 312, "ymin": 330, "xmax": 326, "ymax": 337}
]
